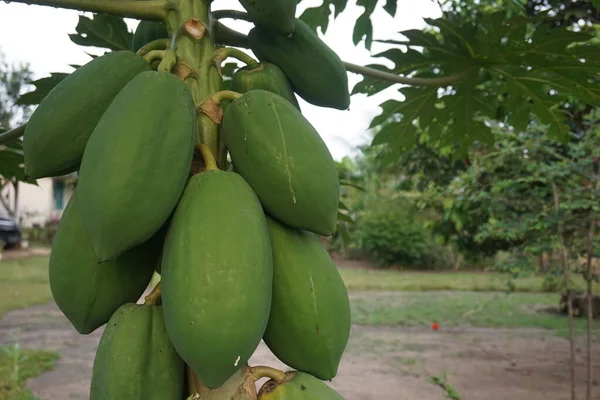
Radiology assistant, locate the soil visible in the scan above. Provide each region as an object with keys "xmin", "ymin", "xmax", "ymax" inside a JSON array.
[{"xmin": 1, "ymin": 291, "xmax": 599, "ymax": 400}]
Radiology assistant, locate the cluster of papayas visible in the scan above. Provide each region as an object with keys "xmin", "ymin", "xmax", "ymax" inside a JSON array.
[{"xmin": 24, "ymin": 1, "xmax": 351, "ymax": 398}]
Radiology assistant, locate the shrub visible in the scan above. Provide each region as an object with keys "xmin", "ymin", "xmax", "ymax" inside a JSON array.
[{"xmin": 353, "ymin": 199, "xmax": 435, "ymax": 268}]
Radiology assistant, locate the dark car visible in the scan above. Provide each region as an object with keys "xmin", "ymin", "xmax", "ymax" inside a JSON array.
[{"xmin": 0, "ymin": 216, "xmax": 21, "ymax": 249}]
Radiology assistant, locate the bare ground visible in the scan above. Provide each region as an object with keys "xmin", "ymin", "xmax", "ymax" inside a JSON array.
[{"xmin": 1, "ymin": 292, "xmax": 599, "ymax": 400}]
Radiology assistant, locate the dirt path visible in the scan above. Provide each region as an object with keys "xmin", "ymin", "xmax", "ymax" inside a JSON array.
[{"xmin": 1, "ymin": 294, "xmax": 599, "ymax": 400}]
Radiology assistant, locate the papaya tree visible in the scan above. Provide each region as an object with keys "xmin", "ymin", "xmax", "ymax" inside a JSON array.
[{"xmin": 0, "ymin": 0, "xmax": 599, "ymax": 399}]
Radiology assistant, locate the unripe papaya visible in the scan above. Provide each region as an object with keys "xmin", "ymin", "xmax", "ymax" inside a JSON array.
[
  {"xmin": 23, "ymin": 51, "xmax": 150, "ymax": 179},
  {"xmin": 90, "ymin": 303, "xmax": 186, "ymax": 400},
  {"xmin": 231, "ymin": 62, "xmax": 300, "ymax": 110},
  {"xmin": 132, "ymin": 20, "xmax": 169, "ymax": 53},
  {"xmin": 161, "ymin": 169, "xmax": 273, "ymax": 389},
  {"xmin": 258, "ymin": 371, "xmax": 345, "ymax": 400},
  {"xmin": 222, "ymin": 90, "xmax": 339, "ymax": 236},
  {"xmin": 49, "ymin": 190, "xmax": 163, "ymax": 335},
  {"xmin": 77, "ymin": 71, "xmax": 195, "ymax": 261},
  {"xmin": 248, "ymin": 19, "xmax": 350, "ymax": 110},
  {"xmin": 238, "ymin": 0, "xmax": 296, "ymax": 35},
  {"xmin": 263, "ymin": 217, "xmax": 351, "ymax": 381}
]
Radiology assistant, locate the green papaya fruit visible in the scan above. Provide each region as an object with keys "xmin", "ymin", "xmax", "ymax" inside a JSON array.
[
  {"xmin": 132, "ymin": 20, "xmax": 169, "ymax": 53},
  {"xmin": 23, "ymin": 51, "xmax": 150, "ymax": 179},
  {"xmin": 263, "ymin": 217, "xmax": 351, "ymax": 381},
  {"xmin": 238, "ymin": 0, "xmax": 296, "ymax": 35},
  {"xmin": 231, "ymin": 62, "xmax": 300, "ymax": 110},
  {"xmin": 222, "ymin": 90, "xmax": 339, "ymax": 236},
  {"xmin": 248, "ymin": 19, "xmax": 350, "ymax": 110},
  {"xmin": 77, "ymin": 70, "xmax": 195, "ymax": 261},
  {"xmin": 161, "ymin": 169, "xmax": 273, "ymax": 389},
  {"xmin": 258, "ymin": 371, "xmax": 345, "ymax": 400},
  {"xmin": 90, "ymin": 303, "xmax": 186, "ymax": 399},
  {"xmin": 49, "ymin": 190, "xmax": 163, "ymax": 335}
]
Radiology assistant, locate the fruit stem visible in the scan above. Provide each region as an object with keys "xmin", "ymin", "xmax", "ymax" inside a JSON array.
[
  {"xmin": 213, "ymin": 47, "xmax": 259, "ymax": 74},
  {"xmin": 136, "ymin": 38, "xmax": 171, "ymax": 56},
  {"xmin": 198, "ymin": 143, "xmax": 218, "ymax": 171},
  {"xmin": 250, "ymin": 366, "xmax": 286, "ymax": 382},
  {"xmin": 187, "ymin": 366, "xmax": 206, "ymax": 395},
  {"xmin": 210, "ymin": 90, "xmax": 243, "ymax": 105},
  {"xmin": 157, "ymin": 49, "xmax": 177, "ymax": 73},
  {"xmin": 0, "ymin": 124, "xmax": 25, "ymax": 145},
  {"xmin": 143, "ymin": 50, "xmax": 166, "ymax": 64},
  {"xmin": 5, "ymin": 0, "xmax": 172, "ymax": 20},
  {"xmin": 143, "ymin": 281, "xmax": 162, "ymax": 305}
]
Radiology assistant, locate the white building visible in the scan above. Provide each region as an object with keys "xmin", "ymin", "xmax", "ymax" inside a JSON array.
[{"xmin": 0, "ymin": 174, "xmax": 76, "ymax": 228}]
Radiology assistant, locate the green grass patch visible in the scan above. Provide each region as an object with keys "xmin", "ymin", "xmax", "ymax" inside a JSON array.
[
  {"xmin": 340, "ymin": 268, "xmax": 598, "ymax": 293},
  {"xmin": 0, "ymin": 256, "xmax": 52, "ymax": 319},
  {"xmin": 350, "ymin": 291, "xmax": 600, "ymax": 337},
  {"xmin": 0, "ymin": 344, "xmax": 59, "ymax": 400}
]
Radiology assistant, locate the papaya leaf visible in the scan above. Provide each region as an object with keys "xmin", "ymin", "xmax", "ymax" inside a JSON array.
[
  {"xmin": 383, "ymin": 0, "xmax": 397, "ymax": 17},
  {"xmin": 366, "ymin": 11, "xmax": 600, "ymax": 162},
  {"xmin": 337, "ymin": 211, "xmax": 354, "ymax": 223},
  {"xmin": 16, "ymin": 73, "xmax": 69, "ymax": 106},
  {"xmin": 338, "ymin": 200, "xmax": 350, "ymax": 211},
  {"xmin": 0, "ymin": 130, "xmax": 25, "ymax": 182},
  {"xmin": 352, "ymin": 9, "xmax": 373, "ymax": 50},
  {"xmin": 299, "ymin": 6, "xmax": 330, "ymax": 33},
  {"xmin": 68, "ymin": 14, "xmax": 133, "ymax": 51}
]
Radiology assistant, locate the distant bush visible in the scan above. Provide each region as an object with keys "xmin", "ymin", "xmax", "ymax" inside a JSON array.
[{"xmin": 351, "ymin": 198, "xmax": 453, "ymax": 269}]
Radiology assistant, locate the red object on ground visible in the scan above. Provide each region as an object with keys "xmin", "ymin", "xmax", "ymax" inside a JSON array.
[{"xmin": 432, "ymin": 322, "xmax": 439, "ymax": 331}]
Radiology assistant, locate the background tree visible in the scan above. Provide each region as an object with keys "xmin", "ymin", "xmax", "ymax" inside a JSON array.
[{"xmin": 0, "ymin": 48, "xmax": 33, "ymax": 219}]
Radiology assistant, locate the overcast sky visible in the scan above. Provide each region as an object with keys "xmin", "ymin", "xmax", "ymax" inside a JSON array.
[{"xmin": 0, "ymin": 0, "xmax": 441, "ymax": 161}]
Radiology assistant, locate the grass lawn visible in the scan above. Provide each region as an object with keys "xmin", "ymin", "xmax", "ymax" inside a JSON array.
[
  {"xmin": 340, "ymin": 267, "xmax": 599, "ymax": 293},
  {"xmin": 0, "ymin": 256, "xmax": 52, "ymax": 320},
  {"xmin": 0, "ymin": 345, "xmax": 59, "ymax": 400},
  {"xmin": 351, "ymin": 291, "xmax": 599, "ymax": 337}
]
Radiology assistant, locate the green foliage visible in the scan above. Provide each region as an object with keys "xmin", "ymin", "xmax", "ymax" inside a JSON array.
[
  {"xmin": 353, "ymin": 199, "xmax": 432, "ymax": 267},
  {"xmin": 68, "ymin": 14, "xmax": 133, "ymax": 51},
  {"xmin": 0, "ymin": 256, "xmax": 53, "ymax": 319},
  {"xmin": 350, "ymin": 291, "xmax": 600, "ymax": 337},
  {"xmin": 0, "ymin": 344, "xmax": 59, "ymax": 400},
  {"xmin": 360, "ymin": 11, "xmax": 600, "ymax": 160},
  {"xmin": 0, "ymin": 50, "xmax": 33, "ymax": 128},
  {"xmin": 16, "ymin": 73, "xmax": 68, "ymax": 106},
  {"xmin": 298, "ymin": 0, "xmax": 399, "ymax": 50},
  {"xmin": 339, "ymin": 267, "xmax": 600, "ymax": 292}
]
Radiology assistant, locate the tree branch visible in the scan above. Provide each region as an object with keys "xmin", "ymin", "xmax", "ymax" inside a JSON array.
[
  {"xmin": 553, "ymin": 182, "xmax": 578, "ymax": 400},
  {"xmin": 0, "ymin": 124, "xmax": 25, "ymax": 145},
  {"xmin": 211, "ymin": 9, "xmax": 255, "ymax": 23},
  {"xmin": 344, "ymin": 62, "xmax": 471, "ymax": 87},
  {"xmin": 5, "ymin": 0, "xmax": 173, "ymax": 21},
  {"xmin": 585, "ymin": 158, "xmax": 599, "ymax": 400},
  {"xmin": 213, "ymin": 22, "xmax": 249, "ymax": 48}
]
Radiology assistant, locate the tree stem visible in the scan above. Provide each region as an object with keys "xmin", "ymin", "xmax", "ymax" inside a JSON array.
[
  {"xmin": 213, "ymin": 21, "xmax": 249, "ymax": 48},
  {"xmin": 344, "ymin": 62, "xmax": 470, "ymax": 87},
  {"xmin": 5, "ymin": 0, "xmax": 172, "ymax": 20},
  {"xmin": 585, "ymin": 158, "xmax": 599, "ymax": 400},
  {"xmin": 0, "ymin": 124, "xmax": 25, "ymax": 145},
  {"xmin": 553, "ymin": 182, "xmax": 577, "ymax": 400},
  {"xmin": 211, "ymin": 9, "xmax": 255, "ymax": 23}
]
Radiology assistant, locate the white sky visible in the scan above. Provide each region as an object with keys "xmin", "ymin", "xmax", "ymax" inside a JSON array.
[{"xmin": 0, "ymin": 0, "xmax": 441, "ymax": 161}]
